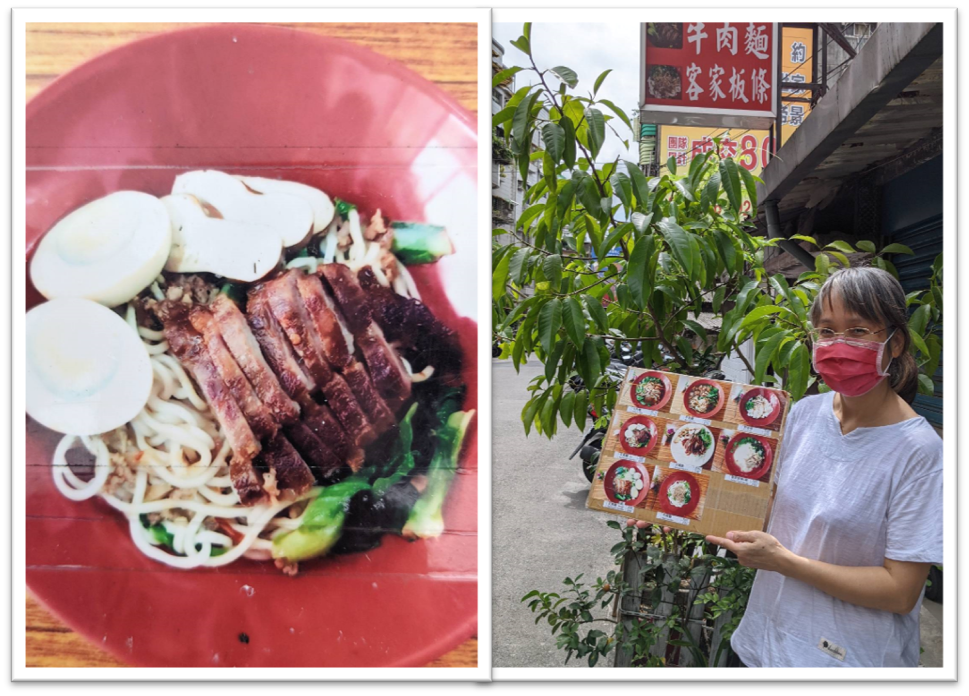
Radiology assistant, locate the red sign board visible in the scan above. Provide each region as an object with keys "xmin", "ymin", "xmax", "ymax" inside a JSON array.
[{"xmin": 639, "ymin": 22, "xmax": 778, "ymax": 129}]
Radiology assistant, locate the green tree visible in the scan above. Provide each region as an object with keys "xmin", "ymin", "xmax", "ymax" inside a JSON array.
[{"xmin": 497, "ymin": 23, "xmax": 943, "ymax": 667}]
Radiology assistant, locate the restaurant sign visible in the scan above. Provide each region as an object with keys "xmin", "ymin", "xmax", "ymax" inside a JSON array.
[{"xmin": 639, "ymin": 22, "xmax": 778, "ymax": 129}]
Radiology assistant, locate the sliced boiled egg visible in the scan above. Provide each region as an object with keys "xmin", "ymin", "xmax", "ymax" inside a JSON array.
[
  {"xmin": 235, "ymin": 175, "xmax": 334, "ymax": 233},
  {"xmin": 163, "ymin": 194, "xmax": 283, "ymax": 282},
  {"xmin": 26, "ymin": 298, "xmax": 152, "ymax": 436},
  {"xmin": 172, "ymin": 170, "xmax": 314, "ymax": 247},
  {"xmin": 29, "ymin": 191, "xmax": 172, "ymax": 308}
]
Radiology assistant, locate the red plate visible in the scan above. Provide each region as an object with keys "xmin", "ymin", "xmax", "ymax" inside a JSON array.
[
  {"xmin": 618, "ymin": 416, "xmax": 659, "ymax": 457},
  {"xmin": 25, "ymin": 25, "xmax": 477, "ymax": 667},
  {"xmin": 682, "ymin": 378, "xmax": 726, "ymax": 418},
  {"xmin": 738, "ymin": 387, "xmax": 782, "ymax": 427},
  {"xmin": 657, "ymin": 471, "xmax": 701, "ymax": 517},
  {"xmin": 630, "ymin": 371, "xmax": 673, "ymax": 410},
  {"xmin": 603, "ymin": 461, "xmax": 650, "ymax": 507},
  {"xmin": 724, "ymin": 432, "xmax": 774, "ymax": 480}
]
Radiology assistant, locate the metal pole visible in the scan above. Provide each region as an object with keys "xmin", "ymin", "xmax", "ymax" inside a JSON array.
[
  {"xmin": 765, "ymin": 200, "xmax": 816, "ymax": 269},
  {"xmin": 775, "ymin": 23, "xmax": 784, "ymax": 153}
]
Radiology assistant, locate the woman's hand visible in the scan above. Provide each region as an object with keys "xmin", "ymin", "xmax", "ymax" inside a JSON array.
[{"xmin": 705, "ymin": 530, "xmax": 796, "ymax": 574}]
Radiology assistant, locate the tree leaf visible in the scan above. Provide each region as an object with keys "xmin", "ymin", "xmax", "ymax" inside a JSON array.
[
  {"xmin": 825, "ymin": 240, "xmax": 856, "ymax": 254},
  {"xmin": 700, "ymin": 172, "xmax": 721, "ymax": 214},
  {"xmin": 627, "ymin": 234, "xmax": 654, "ymax": 309},
  {"xmin": 559, "ymin": 390, "xmax": 576, "ymax": 427},
  {"xmin": 521, "ymin": 395, "xmax": 542, "ymax": 436},
  {"xmin": 563, "ymin": 297, "xmax": 587, "ymax": 349},
  {"xmin": 597, "ymin": 98, "xmax": 633, "ymax": 132},
  {"xmin": 788, "ymin": 342, "xmax": 810, "ymax": 399},
  {"xmin": 512, "ymin": 90, "xmax": 541, "ymax": 144},
  {"xmin": 738, "ymin": 165, "xmax": 758, "ymax": 211},
  {"xmin": 739, "ymin": 305, "xmax": 785, "ymax": 328},
  {"xmin": 538, "ymin": 298, "xmax": 562, "ymax": 354},
  {"xmin": 550, "ymin": 65, "xmax": 578, "ymax": 88},
  {"xmin": 790, "ymin": 234, "xmax": 818, "ymax": 246},
  {"xmin": 492, "ymin": 66, "xmax": 523, "ymax": 89},
  {"xmin": 656, "ymin": 218, "xmax": 694, "ymax": 279},
  {"xmin": 508, "ymin": 247, "xmax": 531, "ymax": 284},
  {"xmin": 492, "ymin": 250, "xmax": 512, "ymax": 298},
  {"xmin": 577, "ymin": 176, "xmax": 602, "ymax": 216},
  {"xmin": 560, "ymin": 116, "xmax": 577, "ymax": 169},
  {"xmin": 909, "ymin": 330, "xmax": 930, "ymax": 359},
  {"xmin": 593, "ymin": 69, "xmax": 612, "ymax": 96},
  {"xmin": 610, "ymin": 172, "xmax": 633, "ymax": 213},
  {"xmin": 754, "ymin": 331, "xmax": 786, "ymax": 385},
  {"xmin": 510, "ymin": 36, "xmax": 531, "ymax": 55},
  {"xmin": 598, "ymin": 221, "xmax": 633, "ymax": 261},
  {"xmin": 908, "ymin": 303, "xmax": 931, "ymax": 336},
  {"xmin": 718, "ymin": 158, "xmax": 743, "ymax": 212},
  {"xmin": 573, "ymin": 389, "xmax": 589, "ymax": 431},
  {"xmin": 583, "ymin": 294, "xmax": 609, "ymax": 333},
  {"xmin": 856, "ymin": 240, "xmax": 876, "ymax": 253},
  {"xmin": 918, "ymin": 373, "xmax": 935, "ymax": 397},
  {"xmin": 712, "ymin": 286, "xmax": 726, "ymax": 313},
  {"xmin": 545, "ymin": 338, "xmax": 566, "ymax": 382},
  {"xmin": 578, "ymin": 340, "xmax": 602, "ymax": 389},
  {"xmin": 541, "ymin": 122, "xmax": 566, "ymax": 163},
  {"xmin": 625, "ymin": 161, "xmax": 652, "ymax": 211},
  {"xmin": 631, "ymin": 211, "xmax": 653, "ymax": 234},
  {"xmin": 673, "ymin": 178, "xmax": 696, "ymax": 202},
  {"xmin": 543, "ymin": 254, "xmax": 563, "ymax": 291},
  {"xmin": 880, "ymin": 243, "xmax": 915, "ymax": 256},
  {"xmin": 585, "ymin": 108, "xmax": 606, "ymax": 159}
]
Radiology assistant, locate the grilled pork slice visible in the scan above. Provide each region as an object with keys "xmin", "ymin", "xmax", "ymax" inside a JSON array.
[
  {"xmin": 210, "ymin": 294, "xmax": 300, "ymax": 426},
  {"xmin": 320, "ymin": 372, "xmax": 377, "ymax": 448},
  {"xmin": 259, "ymin": 434, "xmax": 315, "ymax": 495},
  {"xmin": 298, "ymin": 396, "xmax": 364, "ymax": 471},
  {"xmin": 358, "ymin": 267, "xmax": 463, "ymax": 378},
  {"xmin": 284, "ymin": 421, "xmax": 346, "ymax": 479},
  {"xmin": 297, "ymin": 270, "xmax": 395, "ymax": 429},
  {"xmin": 155, "ymin": 301, "xmax": 265, "ymax": 505},
  {"xmin": 246, "ymin": 292, "xmax": 315, "ymax": 400},
  {"xmin": 255, "ymin": 271, "xmax": 334, "ymax": 387},
  {"xmin": 295, "ymin": 271, "xmax": 354, "ymax": 369},
  {"xmin": 342, "ymin": 360, "xmax": 395, "ymax": 432},
  {"xmin": 188, "ymin": 305, "xmax": 278, "ymax": 440},
  {"xmin": 319, "ymin": 264, "xmax": 411, "ymax": 406}
]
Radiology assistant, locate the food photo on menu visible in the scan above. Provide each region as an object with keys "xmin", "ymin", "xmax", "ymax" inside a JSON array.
[{"xmin": 22, "ymin": 19, "xmax": 480, "ymax": 670}]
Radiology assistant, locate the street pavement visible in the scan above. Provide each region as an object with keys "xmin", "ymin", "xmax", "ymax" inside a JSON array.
[
  {"xmin": 491, "ymin": 357, "xmax": 945, "ymax": 669},
  {"xmin": 492, "ymin": 358, "xmax": 617, "ymax": 668}
]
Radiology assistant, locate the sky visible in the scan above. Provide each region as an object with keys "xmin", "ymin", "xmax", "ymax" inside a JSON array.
[{"xmin": 493, "ymin": 22, "xmax": 640, "ymax": 166}]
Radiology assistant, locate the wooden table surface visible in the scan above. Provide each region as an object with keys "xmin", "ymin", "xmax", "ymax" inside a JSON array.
[{"xmin": 24, "ymin": 21, "xmax": 478, "ymax": 669}]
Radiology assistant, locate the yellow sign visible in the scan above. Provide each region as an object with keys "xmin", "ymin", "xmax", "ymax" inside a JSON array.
[
  {"xmin": 780, "ymin": 26, "xmax": 814, "ymax": 147},
  {"xmin": 658, "ymin": 126, "xmax": 772, "ymax": 177}
]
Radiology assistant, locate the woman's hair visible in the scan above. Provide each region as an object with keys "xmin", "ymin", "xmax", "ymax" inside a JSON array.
[{"xmin": 809, "ymin": 266, "xmax": 919, "ymax": 403}]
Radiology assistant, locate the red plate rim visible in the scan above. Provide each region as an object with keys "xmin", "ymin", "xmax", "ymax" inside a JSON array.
[
  {"xmin": 724, "ymin": 432, "xmax": 774, "ymax": 480},
  {"xmin": 618, "ymin": 415, "xmax": 659, "ymax": 457},
  {"xmin": 738, "ymin": 386, "xmax": 782, "ymax": 426},
  {"xmin": 682, "ymin": 378, "xmax": 726, "ymax": 418},
  {"xmin": 24, "ymin": 23, "xmax": 478, "ymax": 668},
  {"xmin": 630, "ymin": 371, "xmax": 673, "ymax": 410}
]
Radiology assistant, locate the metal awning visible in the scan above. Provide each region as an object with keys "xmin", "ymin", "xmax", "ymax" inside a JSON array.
[{"xmin": 754, "ymin": 22, "xmax": 943, "ymax": 235}]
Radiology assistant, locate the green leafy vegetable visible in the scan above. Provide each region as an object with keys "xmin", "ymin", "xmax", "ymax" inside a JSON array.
[
  {"xmin": 334, "ymin": 198, "xmax": 357, "ymax": 221},
  {"xmin": 390, "ymin": 222, "xmax": 455, "ymax": 265}
]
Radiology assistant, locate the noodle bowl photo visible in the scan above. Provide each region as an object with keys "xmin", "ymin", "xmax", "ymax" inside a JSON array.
[{"xmin": 23, "ymin": 23, "xmax": 478, "ymax": 668}]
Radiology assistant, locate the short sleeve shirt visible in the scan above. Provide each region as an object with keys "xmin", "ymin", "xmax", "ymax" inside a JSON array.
[{"xmin": 730, "ymin": 391, "xmax": 943, "ymax": 667}]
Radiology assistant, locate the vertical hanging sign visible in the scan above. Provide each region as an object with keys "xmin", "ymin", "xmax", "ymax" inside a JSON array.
[{"xmin": 640, "ymin": 22, "xmax": 778, "ymax": 129}]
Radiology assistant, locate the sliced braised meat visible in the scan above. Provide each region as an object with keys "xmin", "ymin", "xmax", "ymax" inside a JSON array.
[
  {"xmin": 259, "ymin": 434, "xmax": 314, "ymax": 495},
  {"xmin": 155, "ymin": 301, "xmax": 264, "ymax": 506},
  {"xmin": 318, "ymin": 263, "xmax": 372, "ymax": 333},
  {"xmin": 230, "ymin": 457, "xmax": 269, "ymax": 506},
  {"xmin": 188, "ymin": 305, "xmax": 278, "ymax": 440},
  {"xmin": 254, "ymin": 271, "xmax": 334, "ymax": 387},
  {"xmin": 246, "ymin": 292, "xmax": 315, "ymax": 400},
  {"xmin": 342, "ymin": 360, "xmax": 395, "ymax": 432},
  {"xmin": 295, "ymin": 271, "xmax": 354, "ymax": 369},
  {"xmin": 210, "ymin": 294, "xmax": 300, "ymax": 426},
  {"xmin": 284, "ymin": 421, "xmax": 346, "ymax": 479},
  {"xmin": 358, "ymin": 267, "xmax": 463, "ymax": 377},
  {"xmin": 155, "ymin": 301, "xmax": 260, "ymax": 462},
  {"xmin": 320, "ymin": 372, "xmax": 377, "ymax": 448},
  {"xmin": 319, "ymin": 264, "xmax": 411, "ymax": 406},
  {"xmin": 297, "ymin": 396, "xmax": 364, "ymax": 472}
]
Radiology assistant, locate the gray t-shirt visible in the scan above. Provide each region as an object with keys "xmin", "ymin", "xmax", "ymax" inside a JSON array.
[{"xmin": 730, "ymin": 391, "xmax": 943, "ymax": 667}]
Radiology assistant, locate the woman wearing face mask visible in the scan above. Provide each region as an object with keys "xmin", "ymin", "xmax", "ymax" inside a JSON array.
[{"xmin": 701, "ymin": 266, "xmax": 943, "ymax": 668}]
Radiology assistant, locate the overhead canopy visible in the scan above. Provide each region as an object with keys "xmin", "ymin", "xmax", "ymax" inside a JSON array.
[{"xmin": 755, "ymin": 22, "xmax": 943, "ymax": 232}]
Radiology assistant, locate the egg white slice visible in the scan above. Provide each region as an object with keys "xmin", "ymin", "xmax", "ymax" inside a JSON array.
[{"xmin": 26, "ymin": 298, "xmax": 152, "ymax": 435}]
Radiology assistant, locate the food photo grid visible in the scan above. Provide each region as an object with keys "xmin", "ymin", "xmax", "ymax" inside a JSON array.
[{"xmin": 589, "ymin": 367, "xmax": 791, "ymax": 534}]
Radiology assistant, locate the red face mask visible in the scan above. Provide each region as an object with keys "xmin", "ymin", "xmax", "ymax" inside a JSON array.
[{"xmin": 812, "ymin": 330, "xmax": 896, "ymax": 397}]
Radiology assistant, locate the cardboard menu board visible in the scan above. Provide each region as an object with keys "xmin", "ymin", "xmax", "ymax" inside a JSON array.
[{"xmin": 586, "ymin": 367, "xmax": 791, "ymax": 538}]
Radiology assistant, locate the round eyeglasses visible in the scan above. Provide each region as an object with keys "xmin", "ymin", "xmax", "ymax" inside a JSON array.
[{"xmin": 808, "ymin": 326, "xmax": 892, "ymax": 342}]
